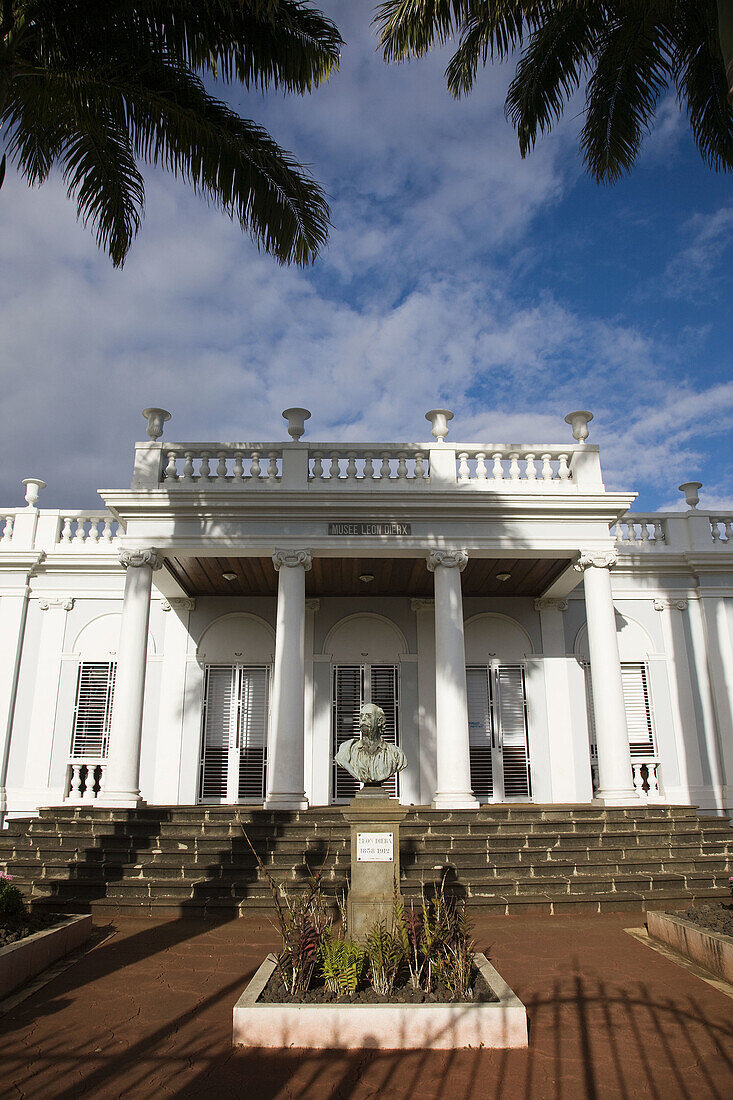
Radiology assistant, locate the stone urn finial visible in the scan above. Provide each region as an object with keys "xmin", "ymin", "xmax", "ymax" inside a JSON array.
[
  {"xmin": 282, "ymin": 407, "xmax": 311, "ymax": 441},
  {"xmin": 22, "ymin": 478, "xmax": 46, "ymax": 509},
  {"xmin": 425, "ymin": 409, "xmax": 454, "ymax": 442},
  {"xmin": 142, "ymin": 408, "xmax": 171, "ymax": 441},
  {"xmin": 679, "ymin": 481, "xmax": 702, "ymax": 509},
  {"xmin": 564, "ymin": 410, "xmax": 593, "ymax": 444}
]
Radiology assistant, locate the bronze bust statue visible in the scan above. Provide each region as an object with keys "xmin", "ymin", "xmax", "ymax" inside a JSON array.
[{"xmin": 335, "ymin": 702, "xmax": 407, "ymax": 786}]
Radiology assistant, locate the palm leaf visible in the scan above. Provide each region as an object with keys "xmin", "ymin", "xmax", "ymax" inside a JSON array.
[
  {"xmin": 581, "ymin": 9, "xmax": 675, "ymax": 182},
  {"xmin": 504, "ymin": 3, "xmax": 604, "ymax": 155},
  {"xmin": 675, "ymin": 0, "xmax": 733, "ymax": 170}
]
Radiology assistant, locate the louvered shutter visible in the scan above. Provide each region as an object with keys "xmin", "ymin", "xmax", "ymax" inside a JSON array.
[
  {"xmin": 238, "ymin": 667, "xmax": 269, "ymax": 799},
  {"xmin": 71, "ymin": 662, "xmax": 116, "ymax": 758},
  {"xmin": 370, "ymin": 665, "xmax": 399, "ymax": 799},
  {"xmin": 621, "ymin": 663, "xmax": 656, "ymax": 757},
  {"xmin": 200, "ymin": 665, "xmax": 236, "ymax": 800},
  {"xmin": 497, "ymin": 666, "xmax": 531, "ymax": 798},
  {"xmin": 467, "ymin": 667, "xmax": 493, "ymax": 800},
  {"xmin": 332, "ymin": 666, "xmax": 362, "ymax": 801}
]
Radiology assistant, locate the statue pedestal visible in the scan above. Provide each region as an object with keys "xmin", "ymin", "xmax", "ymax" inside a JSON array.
[{"xmin": 343, "ymin": 787, "xmax": 408, "ymax": 942}]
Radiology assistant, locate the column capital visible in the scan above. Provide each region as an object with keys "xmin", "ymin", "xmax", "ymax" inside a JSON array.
[
  {"xmin": 38, "ymin": 596, "xmax": 74, "ymax": 611},
  {"xmin": 427, "ymin": 549, "xmax": 468, "ymax": 572},
  {"xmin": 305, "ymin": 598, "xmax": 320, "ymax": 611},
  {"xmin": 119, "ymin": 548, "xmax": 162, "ymax": 571},
  {"xmin": 653, "ymin": 598, "xmax": 688, "ymax": 612},
  {"xmin": 574, "ymin": 549, "xmax": 618, "ymax": 573},
  {"xmin": 411, "ymin": 597, "xmax": 435, "ymax": 611},
  {"xmin": 272, "ymin": 549, "xmax": 312, "ymax": 571},
  {"xmin": 534, "ymin": 598, "xmax": 567, "ymax": 613},
  {"xmin": 161, "ymin": 597, "xmax": 196, "ymax": 612}
]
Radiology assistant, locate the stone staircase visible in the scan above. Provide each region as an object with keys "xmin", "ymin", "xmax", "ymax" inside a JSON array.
[{"xmin": 1, "ymin": 804, "xmax": 731, "ymax": 919}]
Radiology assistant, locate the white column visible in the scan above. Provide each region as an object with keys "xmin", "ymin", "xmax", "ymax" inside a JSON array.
[
  {"xmin": 412, "ymin": 598, "xmax": 437, "ymax": 804},
  {"xmin": 24, "ymin": 597, "xmax": 74, "ymax": 804},
  {"xmin": 576, "ymin": 550, "xmax": 636, "ymax": 804},
  {"xmin": 427, "ymin": 550, "xmax": 478, "ymax": 809},
  {"xmin": 100, "ymin": 548, "xmax": 159, "ymax": 806},
  {"xmin": 153, "ymin": 598, "xmax": 195, "ymax": 804},
  {"xmin": 0, "ymin": 575, "xmax": 35, "ymax": 821},
  {"xmin": 654, "ymin": 598, "xmax": 705, "ymax": 804},
  {"xmin": 266, "ymin": 549, "xmax": 311, "ymax": 810},
  {"xmin": 698, "ymin": 593, "xmax": 733, "ymax": 810},
  {"xmin": 687, "ymin": 596, "xmax": 725, "ymax": 811}
]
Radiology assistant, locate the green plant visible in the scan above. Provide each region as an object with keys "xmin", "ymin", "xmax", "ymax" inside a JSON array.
[
  {"xmin": 397, "ymin": 897, "xmax": 426, "ymax": 991},
  {"xmin": 434, "ymin": 898, "xmax": 475, "ymax": 1001},
  {"xmin": 0, "ymin": 871, "xmax": 25, "ymax": 922},
  {"xmin": 319, "ymin": 931, "xmax": 366, "ymax": 995},
  {"xmin": 241, "ymin": 827, "xmax": 332, "ymax": 996},
  {"xmin": 365, "ymin": 919, "xmax": 404, "ymax": 996}
]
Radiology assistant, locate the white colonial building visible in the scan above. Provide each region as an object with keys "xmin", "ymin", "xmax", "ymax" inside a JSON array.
[{"xmin": 1, "ymin": 407, "xmax": 732, "ymax": 823}]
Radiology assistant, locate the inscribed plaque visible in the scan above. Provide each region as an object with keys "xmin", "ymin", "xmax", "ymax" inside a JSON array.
[{"xmin": 356, "ymin": 832, "xmax": 394, "ymax": 862}]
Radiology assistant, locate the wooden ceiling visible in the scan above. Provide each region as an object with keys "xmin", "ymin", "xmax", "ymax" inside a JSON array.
[{"xmin": 165, "ymin": 555, "xmax": 570, "ymax": 598}]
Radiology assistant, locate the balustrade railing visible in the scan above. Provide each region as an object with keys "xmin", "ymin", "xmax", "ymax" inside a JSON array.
[
  {"xmin": 456, "ymin": 446, "xmax": 572, "ymax": 485},
  {"xmin": 710, "ymin": 516, "xmax": 733, "ymax": 542},
  {"xmin": 612, "ymin": 516, "xmax": 667, "ymax": 544},
  {"xmin": 308, "ymin": 445, "xmax": 428, "ymax": 482},
  {"xmin": 1, "ymin": 512, "xmax": 17, "ymax": 542},
  {"xmin": 56, "ymin": 511, "xmax": 121, "ymax": 546},
  {"xmin": 631, "ymin": 759, "xmax": 662, "ymax": 801},
  {"xmin": 161, "ymin": 444, "xmax": 282, "ymax": 484},
  {"xmin": 65, "ymin": 760, "xmax": 106, "ymax": 802}
]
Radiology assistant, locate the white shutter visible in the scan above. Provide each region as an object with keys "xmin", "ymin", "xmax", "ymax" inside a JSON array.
[
  {"xmin": 497, "ymin": 665, "xmax": 531, "ymax": 798},
  {"xmin": 467, "ymin": 667, "xmax": 493, "ymax": 800},
  {"xmin": 370, "ymin": 665, "xmax": 399, "ymax": 799},
  {"xmin": 71, "ymin": 662, "xmax": 116, "ymax": 758},
  {"xmin": 238, "ymin": 667, "xmax": 269, "ymax": 799},
  {"xmin": 585, "ymin": 663, "xmax": 656, "ymax": 758},
  {"xmin": 200, "ymin": 665, "xmax": 236, "ymax": 800},
  {"xmin": 621, "ymin": 663, "xmax": 656, "ymax": 757},
  {"xmin": 332, "ymin": 665, "xmax": 362, "ymax": 801}
]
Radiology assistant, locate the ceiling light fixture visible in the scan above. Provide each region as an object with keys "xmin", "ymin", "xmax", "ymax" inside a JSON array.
[
  {"xmin": 496, "ymin": 572, "xmax": 512, "ymax": 582},
  {"xmin": 222, "ymin": 572, "xmax": 237, "ymax": 582},
  {"xmin": 359, "ymin": 574, "xmax": 375, "ymax": 583}
]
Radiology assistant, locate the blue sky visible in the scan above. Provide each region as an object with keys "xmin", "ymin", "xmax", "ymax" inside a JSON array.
[{"xmin": 1, "ymin": 3, "xmax": 731, "ymax": 512}]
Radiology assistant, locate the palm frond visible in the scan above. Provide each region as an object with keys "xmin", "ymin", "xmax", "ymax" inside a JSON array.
[
  {"xmin": 376, "ymin": 0, "xmax": 470, "ymax": 61},
  {"xmin": 581, "ymin": 10, "xmax": 675, "ymax": 182},
  {"xmin": 505, "ymin": 3, "xmax": 604, "ymax": 155},
  {"xmin": 446, "ymin": 0, "xmax": 555, "ymax": 96},
  {"xmin": 675, "ymin": 0, "xmax": 733, "ymax": 171}
]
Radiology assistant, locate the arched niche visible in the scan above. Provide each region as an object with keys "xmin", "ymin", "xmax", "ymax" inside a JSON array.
[
  {"xmin": 574, "ymin": 614, "xmax": 656, "ymax": 662},
  {"xmin": 71, "ymin": 612, "xmax": 157, "ymax": 658},
  {"xmin": 464, "ymin": 613, "xmax": 534, "ymax": 663},
  {"xmin": 322, "ymin": 613, "xmax": 408, "ymax": 664},
  {"xmin": 196, "ymin": 612, "xmax": 275, "ymax": 664}
]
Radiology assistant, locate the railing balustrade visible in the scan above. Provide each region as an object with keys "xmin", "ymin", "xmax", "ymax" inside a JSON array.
[
  {"xmin": 1, "ymin": 513, "xmax": 16, "ymax": 542},
  {"xmin": 308, "ymin": 446, "xmax": 428, "ymax": 482},
  {"xmin": 456, "ymin": 446, "xmax": 572, "ymax": 485},
  {"xmin": 161, "ymin": 445, "xmax": 282, "ymax": 484},
  {"xmin": 612, "ymin": 516, "xmax": 667, "ymax": 544},
  {"xmin": 710, "ymin": 516, "xmax": 733, "ymax": 542},
  {"xmin": 56, "ymin": 512, "xmax": 120, "ymax": 546},
  {"xmin": 65, "ymin": 760, "xmax": 106, "ymax": 802},
  {"xmin": 631, "ymin": 760, "xmax": 662, "ymax": 801}
]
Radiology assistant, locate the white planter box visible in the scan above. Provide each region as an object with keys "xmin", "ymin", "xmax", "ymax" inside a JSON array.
[
  {"xmin": 647, "ymin": 910, "xmax": 733, "ymax": 984},
  {"xmin": 233, "ymin": 952, "xmax": 528, "ymax": 1049},
  {"xmin": 0, "ymin": 915, "xmax": 92, "ymax": 1000}
]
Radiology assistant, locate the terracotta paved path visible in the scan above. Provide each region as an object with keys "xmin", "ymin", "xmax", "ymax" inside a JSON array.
[{"xmin": 1, "ymin": 912, "xmax": 732, "ymax": 1099}]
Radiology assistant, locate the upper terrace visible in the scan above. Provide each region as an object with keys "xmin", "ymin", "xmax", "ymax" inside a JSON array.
[{"xmin": 0, "ymin": 408, "xmax": 730, "ymax": 557}]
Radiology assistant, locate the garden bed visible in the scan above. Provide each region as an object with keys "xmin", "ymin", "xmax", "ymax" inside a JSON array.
[
  {"xmin": 233, "ymin": 951, "xmax": 528, "ymax": 1049},
  {"xmin": 1, "ymin": 910, "xmax": 68, "ymax": 951},
  {"xmin": 0, "ymin": 915, "xmax": 93, "ymax": 1000},
  {"xmin": 647, "ymin": 909, "xmax": 733, "ymax": 985},
  {"xmin": 258, "ymin": 962, "xmax": 498, "ymax": 1005},
  {"xmin": 676, "ymin": 903, "xmax": 733, "ymax": 938}
]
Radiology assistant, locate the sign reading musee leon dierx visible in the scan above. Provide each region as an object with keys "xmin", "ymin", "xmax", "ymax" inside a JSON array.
[{"xmin": 328, "ymin": 522, "xmax": 411, "ymax": 536}]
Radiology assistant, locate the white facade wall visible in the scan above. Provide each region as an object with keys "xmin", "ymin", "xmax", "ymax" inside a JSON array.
[{"xmin": 2, "ymin": 423, "xmax": 733, "ymax": 820}]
